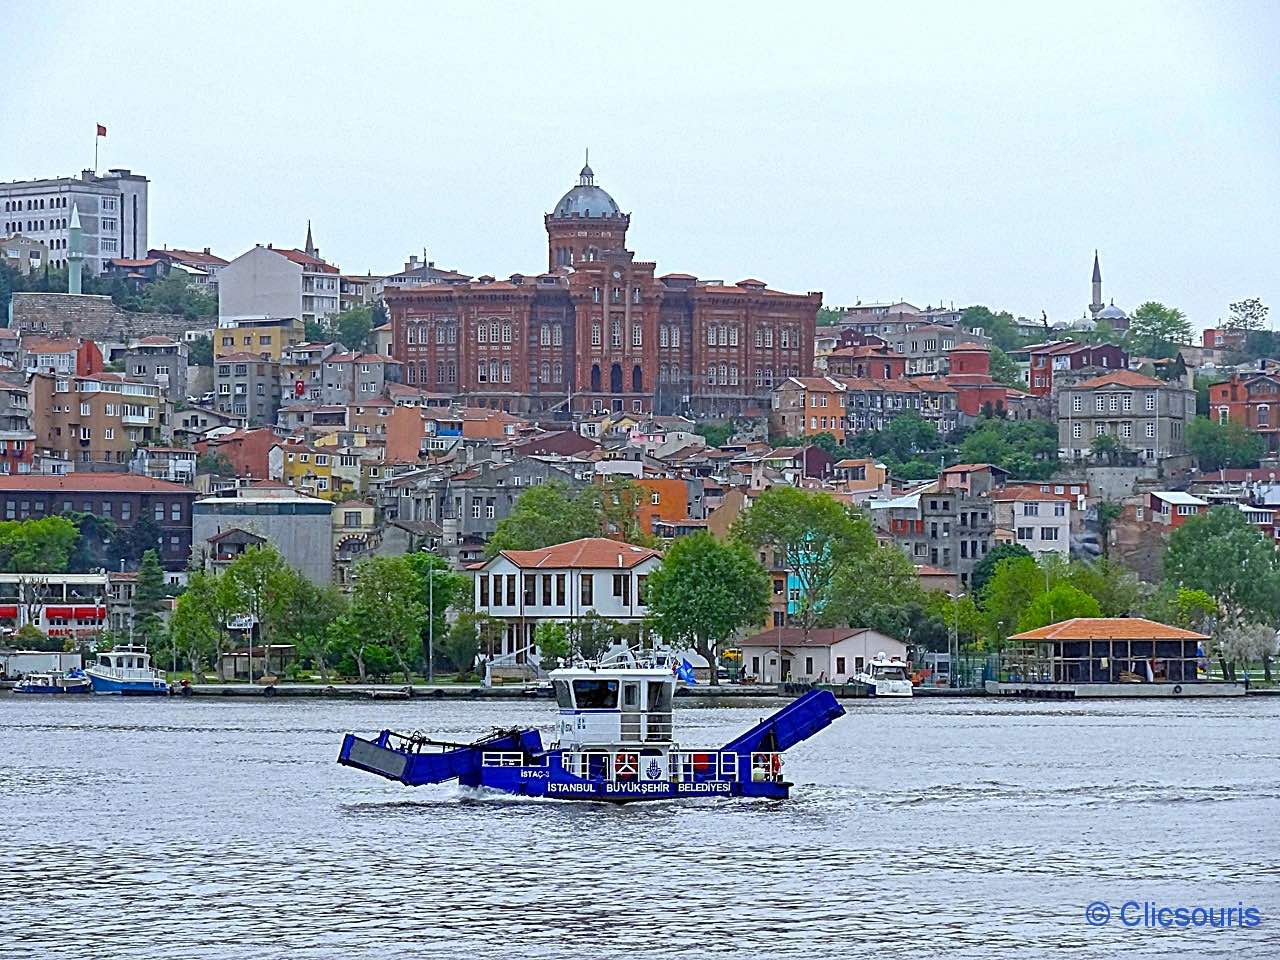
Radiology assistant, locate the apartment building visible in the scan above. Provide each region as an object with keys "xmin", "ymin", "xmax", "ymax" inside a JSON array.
[
  {"xmin": 0, "ymin": 168, "xmax": 149, "ymax": 272},
  {"xmin": 30, "ymin": 372, "xmax": 166, "ymax": 469},
  {"xmin": 218, "ymin": 238, "xmax": 339, "ymax": 328},
  {"xmin": 0, "ymin": 372, "xmax": 34, "ymax": 475},
  {"xmin": 214, "ymin": 353, "xmax": 282, "ymax": 427},
  {"xmin": 214, "ymin": 315, "xmax": 305, "ymax": 361},
  {"xmin": 1057, "ymin": 370, "xmax": 1196, "ymax": 462},
  {"xmin": 992, "ymin": 484, "xmax": 1079, "ymax": 559},
  {"xmin": 123, "ymin": 335, "xmax": 188, "ymax": 403},
  {"xmin": 1208, "ymin": 371, "xmax": 1280, "ymax": 454},
  {"xmin": 21, "ymin": 336, "xmax": 103, "ymax": 377}
]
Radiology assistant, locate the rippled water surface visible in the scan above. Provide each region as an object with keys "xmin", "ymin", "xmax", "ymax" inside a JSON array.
[{"xmin": 2, "ymin": 693, "xmax": 1278, "ymax": 959}]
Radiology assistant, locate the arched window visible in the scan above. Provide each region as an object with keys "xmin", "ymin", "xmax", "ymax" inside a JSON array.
[
  {"xmin": 540, "ymin": 324, "xmax": 550, "ymax": 346},
  {"xmin": 718, "ymin": 326, "xmax": 728, "ymax": 347},
  {"xmin": 477, "ymin": 361, "xmax": 488, "ymax": 383},
  {"xmin": 592, "ymin": 323, "xmax": 601, "ymax": 347},
  {"xmin": 478, "ymin": 323, "xmax": 488, "ymax": 344},
  {"xmin": 1259, "ymin": 404, "xmax": 1270, "ymax": 427},
  {"xmin": 553, "ymin": 325, "xmax": 562, "ymax": 347},
  {"xmin": 659, "ymin": 326, "xmax": 669, "ymax": 348},
  {"xmin": 729, "ymin": 364, "xmax": 739, "ymax": 386},
  {"xmin": 406, "ymin": 365, "xmax": 417, "ymax": 384},
  {"xmin": 447, "ymin": 361, "xmax": 456, "ymax": 383},
  {"xmin": 502, "ymin": 322, "xmax": 512, "ymax": 343},
  {"xmin": 591, "ymin": 364, "xmax": 602, "ymax": 392},
  {"xmin": 434, "ymin": 361, "xmax": 442, "ymax": 382},
  {"xmin": 632, "ymin": 324, "xmax": 642, "ymax": 347},
  {"xmin": 540, "ymin": 361, "xmax": 550, "ymax": 383},
  {"xmin": 671, "ymin": 327, "xmax": 680, "ymax": 348},
  {"xmin": 436, "ymin": 324, "xmax": 445, "ymax": 344},
  {"xmin": 489, "ymin": 360, "xmax": 500, "ymax": 383},
  {"xmin": 1217, "ymin": 406, "xmax": 1229, "ymax": 424},
  {"xmin": 552, "ymin": 361, "xmax": 562, "ymax": 383},
  {"xmin": 729, "ymin": 326, "xmax": 739, "ymax": 346},
  {"xmin": 632, "ymin": 365, "xmax": 643, "ymax": 392},
  {"xmin": 610, "ymin": 363, "xmax": 623, "ymax": 393},
  {"xmin": 501, "ymin": 360, "xmax": 511, "ymax": 383},
  {"xmin": 490, "ymin": 321, "xmax": 500, "ymax": 342},
  {"xmin": 719, "ymin": 363, "xmax": 728, "ymax": 385},
  {"xmin": 707, "ymin": 325, "xmax": 717, "ymax": 346},
  {"xmin": 611, "ymin": 319, "xmax": 621, "ymax": 347}
]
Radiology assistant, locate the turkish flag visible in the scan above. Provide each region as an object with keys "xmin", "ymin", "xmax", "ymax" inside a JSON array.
[{"xmin": 96, "ymin": 124, "xmax": 107, "ymax": 137}]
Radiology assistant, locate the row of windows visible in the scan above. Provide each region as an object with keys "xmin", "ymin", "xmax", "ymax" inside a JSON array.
[
  {"xmin": 1020, "ymin": 502, "xmax": 1068, "ymax": 517},
  {"xmin": 406, "ymin": 361, "xmax": 458, "ymax": 385},
  {"xmin": 477, "ymin": 572, "xmax": 644, "ymax": 608},
  {"xmin": 1016, "ymin": 527, "xmax": 1061, "ymax": 541},
  {"xmin": 477, "ymin": 360, "xmax": 512, "ymax": 384},
  {"xmin": 477, "ymin": 321, "xmax": 513, "ymax": 344},
  {"xmin": 1072, "ymin": 422, "xmax": 1158, "ymax": 440},
  {"xmin": 3, "ymin": 499, "xmax": 184, "ymax": 521},
  {"xmin": 405, "ymin": 321, "xmax": 458, "ymax": 345},
  {"xmin": 1071, "ymin": 392, "xmax": 1159, "ymax": 413},
  {"xmin": 1218, "ymin": 405, "xmax": 1270, "ymax": 426},
  {"xmin": 4, "ymin": 218, "xmax": 70, "ymax": 233},
  {"xmin": 3, "ymin": 195, "xmax": 71, "ymax": 211}
]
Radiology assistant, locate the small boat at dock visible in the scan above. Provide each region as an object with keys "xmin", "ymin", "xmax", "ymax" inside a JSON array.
[
  {"xmin": 338, "ymin": 652, "xmax": 846, "ymax": 802},
  {"xmin": 855, "ymin": 652, "xmax": 914, "ymax": 698},
  {"xmin": 14, "ymin": 669, "xmax": 92, "ymax": 695}
]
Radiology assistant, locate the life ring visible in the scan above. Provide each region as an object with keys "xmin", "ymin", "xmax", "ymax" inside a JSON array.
[
  {"xmin": 614, "ymin": 753, "xmax": 638, "ymax": 779},
  {"xmin": 1172, "ymin": 684, "xmax": 1182, "ymax": 695}
]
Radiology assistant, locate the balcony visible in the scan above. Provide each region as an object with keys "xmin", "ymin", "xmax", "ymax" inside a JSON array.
[{"xmin": 122, "ymin": 413, "xmax": 150, "ymax": 425}]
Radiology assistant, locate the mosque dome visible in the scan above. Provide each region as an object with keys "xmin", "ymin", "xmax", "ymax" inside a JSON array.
[{"xmin": 1099, "ymin": 301, "xmax": 1128, "ymax": 321}]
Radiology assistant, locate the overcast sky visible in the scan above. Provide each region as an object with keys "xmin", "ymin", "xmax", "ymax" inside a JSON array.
[{"xmin": 5, "ymin": 2, "xmax": 1277, "ymax": 330}]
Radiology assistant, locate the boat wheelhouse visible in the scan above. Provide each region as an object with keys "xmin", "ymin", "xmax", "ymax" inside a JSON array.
[
  {"xmin": 85, "ymin": 644, "xmax": 168, "ymax": 695},
  {"xmin": 855, "ymin": 653, "xmax": 913, "ymax": 698},
  {"xmin": 339, "ymin": 654, "xmax": 846, "ymax": 802}
]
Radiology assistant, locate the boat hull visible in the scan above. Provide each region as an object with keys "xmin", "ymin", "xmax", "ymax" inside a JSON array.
[
  {"xmin": 85, "ymin": 672, "xmax": 169, "ymax": 696},
  {"xmin": 14, "ymin": 682, "xmax": 91, "ymax": 695},
  {"xmin": 476, "ymin": 765, "xmax": 790, "ymax": 802}
]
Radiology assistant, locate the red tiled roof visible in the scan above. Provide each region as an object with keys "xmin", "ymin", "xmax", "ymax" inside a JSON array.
[
  {"xmin": 150, "ymin": 248, "xmax": 229, "ymax": 267},
  {"xmin": 1010, "ymin": 617, "xmax": 1207, "ymax": 642},
  {"xmin": 271, "ymin": 248, "xmax": 339, "ymax": 273},
  {"xmin": 992, "ymin": 485, "xmax": 1076, "ymax": 502},
  {"xmin": 495, "ymin": 537, "xmax": 660, "ymax": 570},
  {"xmin": 109, "ymin": 257, "xmax": 161, "ymax": 268},
  {"xmin": 21, "ymin": 336, "xmax": 79, "ymax": 353},
  {"xmin": 1072, "ymin": 370, "xmax": 1167, "ymax": 390},
  {"xmin": 0, "ymin": 475, "xmax": 193, "ymax": 494}
]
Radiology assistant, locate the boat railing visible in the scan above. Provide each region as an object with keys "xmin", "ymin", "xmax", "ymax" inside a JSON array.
[
  {"xmin": 481, "ymin": 751, "xmax": 530, "ymax": 767},
  {"xmin": 750, "ymin": 751, "xmax": 784, "ymax": 783},
  {"xmin": 96, "ymin": 666, "xmax": 159, "ymax": 680},
  {"xmin": 670, "ymin": 750, "xmax": 740, "ymax": 783}
]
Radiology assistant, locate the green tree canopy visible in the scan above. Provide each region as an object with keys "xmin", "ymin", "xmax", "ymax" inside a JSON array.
[
  {"xmin": 140, "ymin": 272, "xmax": 217, "ymax": 320},
  {"xmin": 343, "ymin": 556, "xmax": 427, "ymax": 681},
  {"xmin": 960, "ymin": 305, "xmax": 1033, "ymax": 352},
  {"xmin": 1224, "ymin": 297, "xmax": 1269, "ymax": 333},
  {"xmin": 333, "ymin": 305, "xmax": 374, "ymax": 351},
  {"xmin": 131, "ymin": 549, "xmax": 167, "ymax": 645},
  {"xmin": 403, "ymin": 551, "xmax": 470, "ymax": 670},
  {"xmin": 987, "ymin": 345, "xmax": 1023, "ymax": 388},
  {"xmin": 1016, "ymin": 582, "xmax": 1101, "ymax": 632},
  {"xmin": 694, "ymin": 421, "xmax": 733, "ymax": 448},
  {"xmin": 969, "ymin": 542, "xmax": 1033, "ymax": 597},
  {"xmin": 187, "ymin": 335, "xmax": 213, "ymax": 366},
  {"xmin": 1186, "ymin": 416, "xmax": 1265, "ymax": 471},
  {"xmin": 644, "ymin": 532, "xmax": 770, "ymax": 685},
  {"xmin": 486, "ymin": 482, "xmax": 600, "ymax": 555},
  {"xmin": 958, "ymin": 417, "xmax": 1058, "ymax": 479},
  {"xmin": 0, "ymin": 516, "xmax": 79, "ymax": 573},
  {"xmin": 1164, "ymin": 506, "xmax": 1280, "ymax": 627},
  {"xmin": 827, "ymin": 542, "xmax": 924, "ymax": 630},
  {"xmin": 1123, "ymin": 302, "xmax": 1192, "ymax": 359},
  {"xmin": 733, "ymin": 487, "xmax": 875, "ymax": 637}
]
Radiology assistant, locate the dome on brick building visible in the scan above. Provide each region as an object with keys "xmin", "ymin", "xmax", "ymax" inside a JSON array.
[
  {"xmin": 1099, "ymin": 300, "xmax": 1127, "ymax": 322},
  {"xmin": 552, "ymin": 158, "xmax": 621, "ymax": 219}
]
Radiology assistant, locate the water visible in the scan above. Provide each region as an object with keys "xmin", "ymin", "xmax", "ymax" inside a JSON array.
[{"xmin": 2, "ymin": 694, "xmax": 1278, "ymax": 960}]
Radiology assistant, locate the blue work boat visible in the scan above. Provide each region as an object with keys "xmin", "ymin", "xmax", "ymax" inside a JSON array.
[
  {"xmin": 14, "ymin": 668, "xmax": 92, "ymax": 695},
  {"xmin": 85, "ymin": 644, "xmax": 169, "ymax": 695},
  {"xmin": 338, "ymin": 657, "xmax": 845, "ymax": 802}
]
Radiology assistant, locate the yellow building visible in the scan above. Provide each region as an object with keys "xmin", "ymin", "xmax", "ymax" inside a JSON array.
[
  {"xmin": 275, "ymin": 442, "xmax": 350, "ymax": 500},
  {"xmin": 215, "ymin": 317, "xmax": 304, "ymax": 361}
]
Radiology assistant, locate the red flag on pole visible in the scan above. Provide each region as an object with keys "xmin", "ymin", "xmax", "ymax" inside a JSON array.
[{"xmin": 96, "ymin": 124, "xmax": 107, "ymax": 137}]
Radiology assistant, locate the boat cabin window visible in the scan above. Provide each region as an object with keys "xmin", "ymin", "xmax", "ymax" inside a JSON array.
[
  {"xmin": 553, "ymin": 680, "xmax": 573, "ymax": 709},
  {"xmin": 572, "ymin": 678, "xmax": 618, "ymax": 709},
  {"xmin": 624, "ymin": 684, "xmax": 639, "ymax": 707},
  {"xmin": 646, "ymin": 681, "xmax": 673, "ymax": 713}
]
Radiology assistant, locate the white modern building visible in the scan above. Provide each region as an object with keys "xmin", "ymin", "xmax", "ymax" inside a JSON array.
[
  {"xmin": 218, "ymin": 233, "xmax": 339, "ymax": 326},
  {"xmin": 991, "ymin": 483, "xmax": 1082, "ymax": 559},
  {"xmin": 0, "ymin": 169, "xmax": 149, "ymax": 273},
  {"xmin": 739, "ymin": 627, "xmax": 907, "ymax": 684},
  {"xmin": 472, "ymin": 537, "xmax": 661, "ymax": 667}
]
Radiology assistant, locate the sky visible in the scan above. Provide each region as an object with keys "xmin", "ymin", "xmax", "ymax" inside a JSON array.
[{"xmin": 3, "ymin": 1, "xmax": 1278, "ymax": 331}]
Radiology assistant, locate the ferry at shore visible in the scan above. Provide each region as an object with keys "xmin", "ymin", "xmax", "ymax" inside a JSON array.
[
  {"xmin": 855, "ymin": 653, "xmax": 914, "ymax": 698},
  {"xmin": 14, "ymin": 668, "xmax": 92, "ymax": 695},
  {"xmin": 339, "ymin": 654, "xmax": 846, "ymax": 802},
  {"xmin": 84, "ymin": 644, "xmax": 169, "ymax": 695}
]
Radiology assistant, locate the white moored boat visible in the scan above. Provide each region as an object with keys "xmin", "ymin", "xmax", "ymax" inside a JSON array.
[{"xmin": 856, "ymin": 652, "xmax": 914, "ymax": 698}]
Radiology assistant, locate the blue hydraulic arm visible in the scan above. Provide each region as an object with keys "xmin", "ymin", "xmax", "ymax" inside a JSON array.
[
  {"xmin": 338, "ymin": 728, "xmax": 543, "ymax": 787},
  {"xmin": 720, "ymin": 689, "xmax": 845, "ymax": 757}
]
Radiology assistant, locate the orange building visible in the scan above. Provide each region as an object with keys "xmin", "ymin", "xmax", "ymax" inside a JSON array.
[{"xmin": 632, "ymin": 477, "xmax": 691, "ymax": 534}]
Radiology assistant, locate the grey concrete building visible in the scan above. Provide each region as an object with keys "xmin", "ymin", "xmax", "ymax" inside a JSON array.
[
  {"xmin": 0, "ymin": 168, "xmax": 149, "ymax": 273},
  {"xmin": 192, "ymin": 489, "xmax": 334, "ymax": 584},
  {"xmin": 1057, "ymin": 370, "xmax": 1197, "ymax": 463},
  {"xmin": 124, "ymin": 335, "xmax": 188, "ymax": 404},
  {"xmin": 215, "ymin": 353, "xmax": 282, "ymax": 427},
  {"xmin": 383, "ymin": 454, "xmax": 590, "ymax": 563}
]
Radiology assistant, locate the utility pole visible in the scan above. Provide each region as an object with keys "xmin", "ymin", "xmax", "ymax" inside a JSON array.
[{"xmin": 428, "ymin": 563, "xmax": 435, "ymax": 685}]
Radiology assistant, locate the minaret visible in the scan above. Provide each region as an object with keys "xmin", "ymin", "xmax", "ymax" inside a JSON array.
[
  {"xmin": 304, "ymin": 220, "xmax": 317, "ymax": 259},
  {"xmin": 68, "ymin": 203, "xmax": 84, "ymax": 295},
  {"xmin": 1089, "ymin": 250, "xmax": 1103, "ymax": 320}
]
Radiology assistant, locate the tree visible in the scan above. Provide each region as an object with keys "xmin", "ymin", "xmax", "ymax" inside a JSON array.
[
  {"xmin": 14, "ymin": 622, "xmax": 60, "ymax": 652},
  {"xmin": 565, "ymin": 611, "xmax": 624, "ymax": 662},
  {"xmin": 0, "ymin": 516, "xmax": 79, "ymax": 573},
  {"xmin": 733, "ymin": 487, "xmax": 874, "ymax": 639},
  {"xmin": 139, "ymin": 272, "xmax": 217, "ymax": 320},
  {"xmin": 112, "ymin": 511, "xmax": 163, "ymax": 569},
  {"xmin": 272, "ymin": 571, "xmax": 348, "ymax": 679},
  {"xmin": 1095, "ymin": 501, "xmax": 1123, "ymax": 557},
  {"xmin": 534, "ymin": 621, "xmax": 570, "ymax": 666},
  {"xmin": 970, "ymin": 543, "xmax": 1032, "ymax": 598},
  {"xmin": 1065, "ymin": 558, "xmax": 1143, "ymax": 618},
  {"xmin": 1017, "ymin": 582, "xmax": 1101, "ymax": 632},
  {"xmin": 1123, "ymin": 302, "xmax": 1192, "ymax": 359},
  {"xmin": 304, "ymin": 318, "xmax": 328, "ymax": 342},
  {"xmin": 980, "ymin": 555, "xmax": 1069, "ymax": 644},
  {"xmin": 987, "ymin": 345, "xmax": 1022, "ymax": 388},
  {"xmin": 583, "ymin": 477, "xmax": 653, "ymax": 546},
  {"xmin": 827, "ymin": 543, "xmax": 924, "ymax": 630},
  {"xmin": 1186, "ymin": 416, "xmax": 1265, "ymax": 471},
  {"xmin": 1216, "ymin": 622, "xmax": 1278, "ymax": 683},
  {"xmin": 958, "ymin": 417, "xmax": 1058, "ymax": 479},
  {"xmin": 403, "ymin": 551, "xmax": 469, "ymax": 669},
  {"xmin": 442, "ymin": 612, "xmax": 492, "ymax": 675},
  {"xmin": 808, "ymin": 431, "xmax": 844, "ymax": 459},
  {"xmin": 816, "ymin": 306, "xmax": 844, "ymax": 326},
  {"xmin": 960, "ymin": 305, "xmax": 1029, "ymax": 352},
  {"xmin": 694, "ymin": 421, "xmax": 733, "ymax": 449},
  {"xmin": 1165, "ymin": 507, "xmax": 1280, "ymax": 629},
  {"xmin": 187, "ymin": 335, "xmax": 213, "ymax": 366},
  {"xmin": 131, "ymin": 550, "xmax": 167, "ymax": 645},
  {"xmin": 345, "ymin": 556, "xmax": 427, "ymax": 681},
  {"xmin": 333, "ymin": 305, "xmax": 374, "ymax": 351},
  {"xmin": 197, "ymin": 451, "xmax": 235, "ymax": 477},
  {"xmin": 1224, "ymin": 297, "xmax": 1269, "ymax": 333},
  {"xmin": 168, "ymin": 571, "xmax": 235, "ymax": 678},
  {"xmin": 222, "ymin": 546, "xmax": 297, "ymax": 649},
  {"xmin": 486, "ymin": 482, "xmax": 601, "ymax": 556},
  {"xmin": 1090, "ymin": 432, "xmax": 1121, "ymax": 465},
  {"xmin": 645, "ymin": 532, "xmax": 770, "ymax": 685}
]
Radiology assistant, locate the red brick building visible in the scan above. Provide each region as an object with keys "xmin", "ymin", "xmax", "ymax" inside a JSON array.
[
  {"xmin": 386, "ymin": 162, "xmax": 820, "ymax": 418},
  {"xmin": 1208, "ymin": 371, "xmax": 1280, "ymax": 453},
  {"xmin": 1023, "ymin": 341, "xmax": 1127, "ymax": 397}
]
